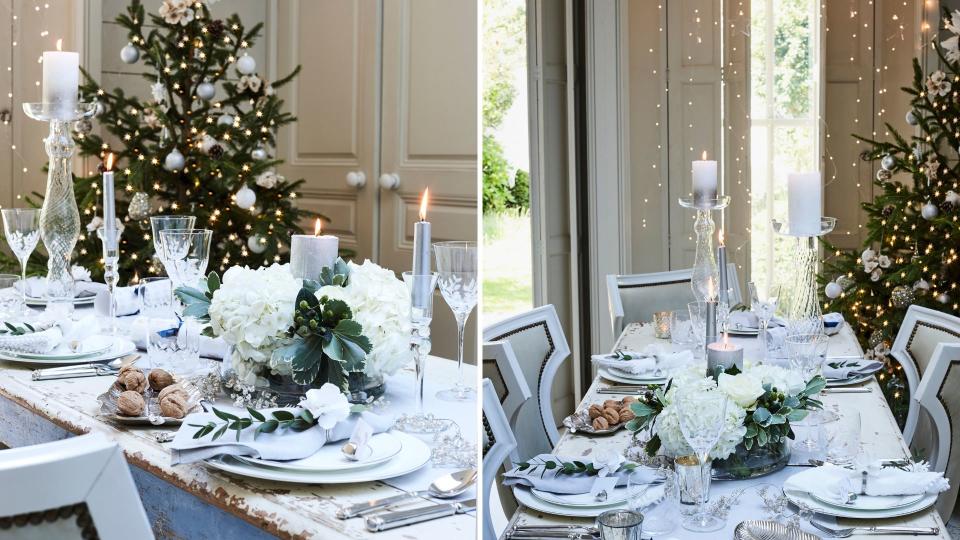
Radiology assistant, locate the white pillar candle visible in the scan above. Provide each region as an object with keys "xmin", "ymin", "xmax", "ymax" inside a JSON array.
[
  {"xmin": 787, "ymin": 172, "xmax": 822, "ymax": 236},
  {"xmin": 42, "ymin": 39, "xmax": 78, "ymax": 120},
  {"xmin": 707, "ymin": 335, "xmax": 744, "ymax": 374},
  {"xmin": 102, "ymin": 154, "xmax": 117, "ymax": 246},
  {"xmin": 290, "ymin": 219, "xmax": 339, "ymax": 281},
  {"xmin": 692, "ymin": 151, "xmax": 718, "ymax": 206},
  {"xmin": 412, "ymin": 189, "xmax": 432, "ymax": 309}
]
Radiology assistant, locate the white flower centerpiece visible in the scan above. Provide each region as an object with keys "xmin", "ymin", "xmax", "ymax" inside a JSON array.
[
  {"xmin": 176, "ymin": 258, "xmax": 412, "ymax": 405},
  {"xmin": 626, "ymin": 364, "xmax": 826, "ymax": 479}
]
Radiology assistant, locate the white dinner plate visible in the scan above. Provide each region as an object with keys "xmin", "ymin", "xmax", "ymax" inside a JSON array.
[
  {"xmin": 530, "ymin": 485, "xmax": 631, "ymax": 508},
  {"xmin": 809, "ymin": 491, "xmax": 924, "ymax": 511},
  {"xmin": 726, "ymin": 327, "xmax": 760, "ymax": 336},
  {"xmin": 8, "ymin": 335, "xmax": 115, "ymax": 361},
  {"xmin": 236, "ymin": 431, "xmax": 404, "ymax": 472},
  {"xmin": 598, "ymin": 366, "xmax": 666, "ymax": 385},
  {"xmin": 784, "ymin": 488, "xmax": 937, "ymax": 519},
  {"xmin": 514, "ymin": 485, "xmax": 663, "ymax": 518},
  {"xmin": 25, "ymin": 294, "xmax": 96, "ymax": 307},
  {"xmin": 205, "ymin": 431, "xmax": 431, "ymax": 484},
  {"xmin": 0, "ymin": 337, "xmax": 136, "ymax": 366}
]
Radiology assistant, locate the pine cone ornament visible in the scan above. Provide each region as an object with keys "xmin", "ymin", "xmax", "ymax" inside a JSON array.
[
  {"xmin": 208, "ymin": 144, "xmax": 224, "ymax": 159},
  {"xmin": 940, "ymin": 201, "xmax": 954, "ymax": 213},
  {"xmin": 128, "ymin": 191, "xmax": 151, "ymax": 221},
  {"xmin": 876, "ymin": 168, "xmax": 892, "ymax": 182},
  {"xmin": 207, "ymin": 19, "xmax": 225, "ymax": 37},
  {"xmin": 881, "ymin": 205, "xmax": 894, "ymax": 217},
  {"xmin": 74, "ymin": 119, "xmax": 92, "ymax": 135}
]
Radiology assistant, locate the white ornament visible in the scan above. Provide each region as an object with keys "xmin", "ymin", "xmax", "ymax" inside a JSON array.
[
  {"xmin": 120, "ymin": 42, "xmax": 139, "ymax": 64},
  {"xmin": 236, "ymin": 54, "xmax": 256, "ymax": 75},
  {"xmin": 906, "ymin": 110, "xmax": 919, "ymax": 125},
  {"xmin": 937, "ymin": 292, "xmax": 951, "ymax": 304},
  {"xmin": 247, "ymin": 234, "xmax": 267, "ymax": 254},
  {"xmin": 251, "ymin": 148, "xmax": 268, "ymax": 161},
  {"xmin": 947, "ymin": 190, "xmax": 960, "ymax": 205},
  {"xmin": 922, "ymin": 201, "xmax": 939, "ymax": 220},
  {"xmin": 199, "ymin": 135, "xmax": 217, "ymax": 153},
  {"xmin": 914, "ymin": 279, "xmax": 930, "ymax": 291},
  {"xmin": 235, "ymin": 185, "xmax": 256, "ymax": 209},
  {"xmin": 825, "ymin": 281, "xmax": 842, "ymax": 299},
  {"xmin": 881, "ymin": 155, "xmax": 895, "ymax": 171},
  {"xmin": 163, "ymin": 148, "xmax": 185, "ymax": 171},
  {"xmin": 197, "ymin": 81, "xmax": 215, "ymax": 100},
  {"xmin": 217, "ymin": 114, "xmax": 234, "ymax": 126}
]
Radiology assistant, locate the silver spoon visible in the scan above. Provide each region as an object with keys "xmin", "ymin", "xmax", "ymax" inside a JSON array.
[{"xmin": 336, "ymin": 468, "xmax": 477, "ymax": 519}]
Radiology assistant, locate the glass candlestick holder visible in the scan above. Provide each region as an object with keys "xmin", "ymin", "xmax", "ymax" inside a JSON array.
[
  {"xmin": 772, "ymin": 217, "xmax": 837, "ymax": 338},
  {"xmin": 678, "ymin": 196, "xmax": 730, "ymax": 302},
  {"xmin": 96, "ymin": 225, "xmax": 122, "ymax": 335},
  {"xmin": 395, "ymin": 272, "xmax": 447, "ymax": 434},
  {"xmin": 22, "ymin": 102, "xmax": 98, "ymax": 311}
]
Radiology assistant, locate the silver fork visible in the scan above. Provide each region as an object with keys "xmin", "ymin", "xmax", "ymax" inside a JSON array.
[{"xmin": 809, "ymin": 521, "xmax": 940, "ymax": 537}]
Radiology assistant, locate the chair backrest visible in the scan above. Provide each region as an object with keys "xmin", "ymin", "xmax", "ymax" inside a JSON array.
[
  {"xmin": 913, "ymin": 342, "xmax": 960, "ymax": 520},
  {"xmin": 482, "ymin": 340, "xmax": 533, "ymax": 437},
  {"xmin": 482, "ymin": 304, "xmax": 571, "ymax": 461},
  {"xmin": 0, "ymin": 433, "xmax": 152, "ymax": 540},
  {"xmin": 606, "ymin": 263, "xmax": 742, "ymax": 339},
  {"xmin": 482, "ymin": 378, "xmax": 517, "ymax": 540},
  {"xmin": 890, "ymin": 305, "xmax": 960, "ymax": 446}
]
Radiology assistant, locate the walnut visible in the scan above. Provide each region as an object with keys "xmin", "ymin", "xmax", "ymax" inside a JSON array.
[
  {"xmin": 160, "ymin": 394, "xmax": 189, "ymax": 419},
  {"xmin": 592, "ymin": 416, "xmax": 609, "ymax": 430},
  {"xmin": 116, "ymin": 391, "xmax": 145, "ymax": 416},
  {"xmin": 157, "ymin": 384, "xmax": 187, "ymax": 402},
  {"xmin": 117, "ymin": 368, "xmax": 147, "ymax": 393},
  {"xmin": 588, "ymin": 404, "xmax": 604, "ymax": 419},
  {"xmin": 602, "ymin": 407, "xmax": 620, "ymax": 425},
  {"xmin": 148, "ymin": 369, "xmax": 174, "ymax": 391},
  {"xmin": 619, "ymin": 409, "xmax": 636, "ymax": 422},
  {"xmin": 621, "ymin": 396, "xmax": 638, "ymax": 406},
  {"xmin": 602, "ymin": 399, "xmax": 621, "ymax": 410}
]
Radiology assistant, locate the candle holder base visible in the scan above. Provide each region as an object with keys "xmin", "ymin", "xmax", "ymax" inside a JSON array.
[
  {"xmin": 678, "ymin": 196, "xmax": 731, "ymax": 211},
  {"xmin": 771, "ymin": 217, "xmax": 837, "ymax": 238},
  {"xmin": 22, "ymin": 102, "xmax": 97, "ymax": 122}
]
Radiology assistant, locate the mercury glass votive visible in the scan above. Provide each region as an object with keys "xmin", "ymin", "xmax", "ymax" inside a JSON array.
[
  {"xmin": 596, "ymin": 509, "xmax": 643, "ymax": 540},
  {"xmin": 653, "ymin": 311, "xmax": 673, "ymax": 339},
  {"xmin": 675, "ymin": 455, "xmax": 711, "ymax": 517}
]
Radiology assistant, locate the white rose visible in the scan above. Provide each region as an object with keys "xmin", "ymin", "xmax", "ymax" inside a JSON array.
[
  {"xmin": 592, "ymin": 448, "xmax": 625, "ymax": 477},
  {"xmin": 717, "ymin": 372, "xmax": 765, "ymax": 408},
  {"xmin": 299, "ymin": 383, "xmax": 350, "ymax": 429}
]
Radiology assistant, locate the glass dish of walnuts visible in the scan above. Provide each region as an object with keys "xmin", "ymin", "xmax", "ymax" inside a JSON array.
[
  {"xmin": 561, "ymin": 396, "xmax": 638, "ymax": 435},
  {"xmin": 97, "ymin": 365, "xmax": 202, "ymax": 426}
]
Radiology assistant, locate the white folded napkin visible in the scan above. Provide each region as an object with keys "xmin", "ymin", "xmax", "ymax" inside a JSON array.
[
  {"xmin": 94, "ymin": 279, "xmax": 172, "ymax": 317},
  {"xmin": 15, "ymin": 276, "xmax": 106, "ymax": 299},
  {"xmin": 169, "ymin": 409, "xmax": 394, "ymax": 465},
  {"xmin": 591, "ymin": 345, "xmax": 694, "ymax": 375},
  {"xmin": 783, "ymin": 462, "xmax": 949, "ymax": 505},
  {"xmin": 0, "ymin": 316, "xmax": 100, "ymax": 355},
  {"xmin": 128, "ymin": 317, "xmax": 229, "ymax": 360},
  {"xmin": 823, "ymin": 359, "xmax": 882, "ymax": 380},
  {"xmin": 503, "ymin": 454, "xmax": 653, "ymax": 495},
  {"xmin": 727, "ymin": 311, "xmax": 759, "ymax": 330},
  {"xmin": 348, "ymin": 418, "xmax": 375, "ymax": 461}
]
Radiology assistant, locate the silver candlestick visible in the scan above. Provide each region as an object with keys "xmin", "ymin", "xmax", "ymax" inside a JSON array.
[
  {"xmin": 96, "ymin": 226, "xmax": 122, "ymax": 335},
  {"xmin": 773, "ymin": 217, "xmax": 837, "ymax": 337},
  {"xmin": 395, "ymin": 272, "xmax": 446, "ymax": 434}
]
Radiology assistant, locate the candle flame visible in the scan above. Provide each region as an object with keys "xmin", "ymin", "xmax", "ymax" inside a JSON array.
[
  {"xmin": 419, "ymin": 188, "xmax": 429, "ymax": 221},
  {"xmin": 56, "ymin": 39, "xmax": 62, "ymax": 52},
  {"xmin": 105, "ymin": 153, "xmax": 114, "ymax": 171},
  {"xmin": 701, "ymin": 150, "xmax": 707, "ymax": 160},
  {"xmin": 718, "ymin": 229, "xmax": 725, "ymax": 246},
  {"xmin": 314, "ymin": 218, "xmax": 322, "ymax": 236}
]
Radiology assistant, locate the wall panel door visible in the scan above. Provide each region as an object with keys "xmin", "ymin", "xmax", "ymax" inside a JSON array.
[{"xmin": 380, "ymin": 0, "xmax": 478, "ymax": 362}]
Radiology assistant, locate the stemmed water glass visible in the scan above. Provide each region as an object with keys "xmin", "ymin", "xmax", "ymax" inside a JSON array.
[
  {"xmin": 749, "ymin": 282, "xmax": 780, "ymax": 359},
  {"xmin": 434, "ymin": 241, "xmax": 478, "ymax": 401},
  {"xmin": 675, "ymin": 389, "xmax": 728, "ymax": 532},
  {"xmin": 1, "ymin": 209, "xmax": 41, "ymax": 314},
  {"xmin": 150, "ymin": 215, "xmax": 196, "ymax": 275},
  {"xmin": 158, "ymin": 229, "xmax": 212, "ymax": 293}
]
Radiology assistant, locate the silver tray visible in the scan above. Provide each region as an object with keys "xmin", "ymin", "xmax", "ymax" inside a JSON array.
[
  {"xmin": 734, "ymin": 520, "xmax": 819, "ymax": 540},
  {"xmin": 97, "ymin": 370, "xmax": 202, "ymax": 426},
  {"xmin": 562, "ymin": 408, "xmax": 625, "ymax": 436}
]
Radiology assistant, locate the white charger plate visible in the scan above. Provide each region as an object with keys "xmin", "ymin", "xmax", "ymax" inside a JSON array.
[
  {"xmin": 530, "ymin": 485, "xmax": 631, "ymax": 508},
  {"xmin": 0, "ymin": 337, "xmax": 136, "ymax": 366},
  {"xmin": 514, "ymin": 484, "xmax": 663, "ymax": 518},
  {"xmin": 810, "ymin": 491, "xmax": 924, "ymax": 511},
  {"xmin": 205, "ymin": 431, "xmax": 431, "ymax": 484},
  {"xmin": 9, "ymin": 335, "xmax": 115, "ymax": 361},
  {"xmin": 25, "ymin": 295, "xmax": 96, "ymax": 307},
  {"xmin": 236, "ymin": 431, "xmax": 404, "ymax": 472},
  {"xmin": 784, "ymin": 488, "xmax": 936, "ymax": 519},
  {"xmin": 598, "ymin": 366, "xmax": 666, "ymax": 385}
]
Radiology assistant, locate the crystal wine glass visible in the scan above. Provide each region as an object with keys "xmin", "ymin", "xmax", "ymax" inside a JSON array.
[
  {"xmin": 675, "ymin": 389, "xmax": 728, "ymax": 532},
  {"xmin": 150, "ymin": 215, "xmax": 196, "ymax": 275},
  {"xmin": 158, "ymin": 229, "xmax": 212, "ymax": 292},
  {"xmin": 434, "ymin": 241, "xmax": 478, "ymax": 402},
  {"xmin": 1, "ymin": 208, "xmax": 41, "ymax": 314},
  {"xmin": 749, "ymin": 282, "xmax": 780, "ymax": 360}
]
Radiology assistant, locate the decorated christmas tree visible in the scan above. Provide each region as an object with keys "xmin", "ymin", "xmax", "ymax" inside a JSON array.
[
  {"xmin": 820, "ymin": 9, "xmax": 960, "ymax": 422},
  {"xmin": 68, "ymin": 0, "xmax": 310, "ymax": 282}
]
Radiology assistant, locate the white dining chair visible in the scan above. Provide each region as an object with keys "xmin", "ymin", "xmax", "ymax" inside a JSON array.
[
  {"xmin": 482, "ymin": 340, "xmax": 533, "ymax": 434},
  {"xmin": 890, "ymin": 305, "xmax": 960, "ymax": 451},
  {"xmin": 482, "ymin": 378, "xmax": 518, "ymax": 540},
  {"xmin": 606, "ymin": 263, "xmax": 742, "ymax": 340},
  {"xmin": 0, "ymin": 433, "xmax": 152, "ymax": 539},
  {"xmin": 913, "ymin": 342, "xmax": 960, "ymax": 519},
  {"xmin": 482, "ymin": 304, "xmax": 571, "ymax": 461}
]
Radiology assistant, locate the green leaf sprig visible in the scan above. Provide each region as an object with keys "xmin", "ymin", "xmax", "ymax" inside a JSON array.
[
  {"xmin": 516, "ymin": 456, "xmax": 637, "ymax": 478},
  {"xmin": 188, "ymin": 406, "xmax": 317, "ymax": 442},
  {"xmin": 0, "ymin": 322, "xmax": 37, "ymax": 336}
]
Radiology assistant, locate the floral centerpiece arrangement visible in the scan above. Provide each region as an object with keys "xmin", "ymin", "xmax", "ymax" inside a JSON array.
[
  {"xmin": 626, "ymin": 364, "xmax": 826, "ymax": 479},
  {"xmin": 176, "ymin": 258, "xmax": 411, "ymax": 404}
]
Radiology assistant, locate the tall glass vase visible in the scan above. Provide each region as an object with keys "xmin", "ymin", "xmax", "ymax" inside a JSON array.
[
  {"xmin": 773, "ymin": 218, "xmax": 836, "ymax": 337},
  {"xmin": 22, "ymin": 103, "xmax": 97, "ymax": 308},
  {"xmin": 679, "ymin": 196, "xmax": 730, "ymax": 301}
]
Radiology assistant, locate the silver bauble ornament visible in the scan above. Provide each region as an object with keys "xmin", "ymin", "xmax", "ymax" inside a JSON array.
[
  {"xmin": 74, "ymin": 119, "xmax": 92, "ymax": 135},
  {"xmin": 876, "ymin": 168, "xmax": 892, "ymax": 182},
  {"xmin": 906, "ymin": 110, "xmax": 919, "ymax": 125},
  {"xmin": 868, "ymin": 330, "xmax": 886, "ymax": 348},
  {"xmin": 937, "ymin": 292, "xmax": 951, "ymax": 304},
  {"xmin": 217, "ymin": 114, "xmax": 234, "ymax": 126},
  {"xmin": 236, "ymin": 54, "xmax": 256, "ymax": 75},
  {"xmin": 163, "ymin": 148, "xmax": 185, "ymax": 171},
  {"xmin": 235, "ymin": 185, "xmax": 256, "ymax": 209},
  {"xmin": 251, "ymin": 148, "xmax": 268, "ymax": 160},
  {"xmin": 922, "ymin": 201, "xmax": 939, "ymax": 220},
  {"xmin": 128, "ymin": 191, "xmax": 151, "ymax": 220},
  {"xmin": 120, "ymin": 42, "xmax": 140, "ymax": 64},
  {"xmin": 890, "ymin": 285, "xmax": 915, "ymax": 309},
  {"xmin": 825, "ymin": 281, "xmax": 842, "ymax": 299},
  {"xmin": 836, "ymin": 275, "xmax": 855, "ymax": 291},
  {"xmin": 247, "ymin": 234, "xmax": 267, "ymax": 254},
  {"xmin": 197, "ymin": 81, "xmax": 215, "ymax": 100},
  {"xmin": 881, "ymin": 155, "xmax": 895, "ymax": 170},
  {"xmin": 94, "ymin": 101, "xmax": 105, "ymax": 116}
]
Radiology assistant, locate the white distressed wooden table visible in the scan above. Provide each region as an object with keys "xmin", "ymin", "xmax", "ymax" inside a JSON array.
[
  {"xmin": 503, "ymin": 322, "xmax": 949, "ymax": 539},
  {"xmin": 0, "ymin": 309, "xmax": 477, "ymax": 540}
]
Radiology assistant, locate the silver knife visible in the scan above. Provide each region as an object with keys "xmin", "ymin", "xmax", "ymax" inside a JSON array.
[
  {"xmin": 32, "ymin": 367, "xmax": 118, "ymax": 381},
  {"xmin": 336, "ymin": 492, "xmax": 426, "ymax": 519},
  {"xmin": 364, "ymin": 499, "xmax": 475, "ymax": 531},
  {"xmin": 823, "ymin": 387, "xmax": 872, "ymax": 394}
]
